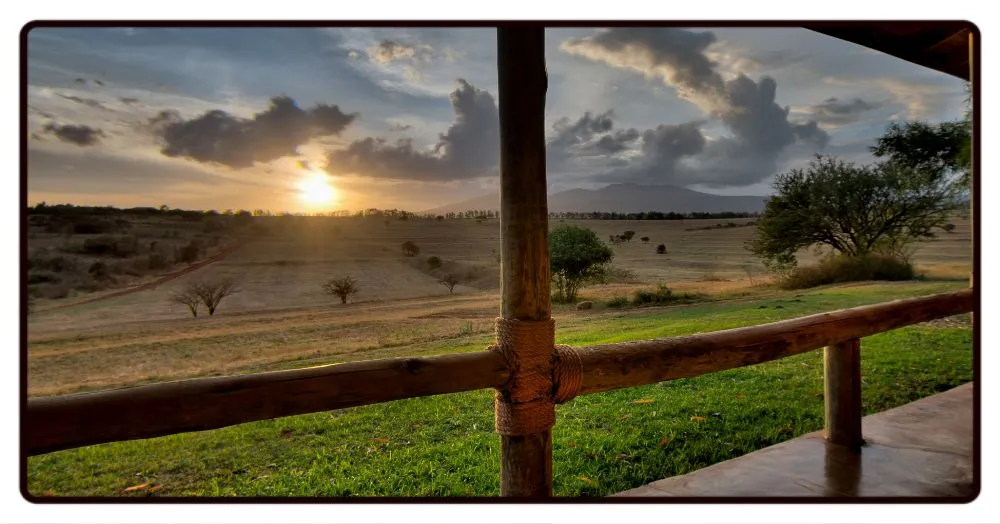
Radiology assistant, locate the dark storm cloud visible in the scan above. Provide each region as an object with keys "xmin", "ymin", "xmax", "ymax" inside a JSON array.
[
  {"xmin": 800, "ymin": 97, "xmax": 884, "ymax": 125},
  {"xmin": 327, "ymin": 79, "xmax": 499, "ymax": 181},
  {"xmin": 150, "ymin": 96, "xmax": 358, "ymax": 168},
  {"xmin": 562, "ymin": 27, "xmax": 829, "ymax": 186},
  {"xmin": 42, "ymin": 122, "xmax": 105, "ymax": 146},
  {"xmin": 546, "ymin": 110, "xmax": 641, "ymax": 172},
  {"xmin": 592, "ymin": 121, "xmax": 707, "ymax": 184}
]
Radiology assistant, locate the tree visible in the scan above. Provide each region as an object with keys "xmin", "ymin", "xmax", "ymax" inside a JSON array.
[
  {"xmin": 656, "ymin": 244, "xmax": 666, "ymax": 254},
  {"xmin": 549, "ymin": 224, "xmax": 614, "ymax": 302},
  {"xmin": 323, "ymin": 276, "xmax": 359, "ymax": 304},
  {"xmin": 438, "ymin": 273, "xmax": 461, "ymax": 294},
  {"xmin": 640, "ymin": 236, "xmax": 650, "ymax": 244},
  {"xmin": 190, "ymin": 277, "xmax": 241, "ymax": 316},
  {"xmin": 870, "ymin": 120, "xmax": 971, "ymax": 189},
  {"xmin": 621, "ymin": 230, "xmax": 636, "ymax": 242},
  {"xmin": 747, "ymin": 155, "xmax": 960, "ymax": 272},
  {"xmin": 402, "ymin": 241, "xmax": 420, "ymax": 257},
  {"xmin": 170, "ymin": 287, "xmax": 202, "ymax": 317}
]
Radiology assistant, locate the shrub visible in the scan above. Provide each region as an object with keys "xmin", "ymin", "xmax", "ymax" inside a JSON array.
[
  {"xmin": 426, "ymin": 256, "xmax": 443, "ymax": 269},
  {"xmin": 781, "ymin": 254, "xmax": 915, "ymax": 290},
  {"xmin": 621, "ymin": 231, "xmax": 636, "ymax": 242},
  {"xmin": 640, "ymin": 236, "xmax": 650, "ymax": 243},
  {"xmin": 402, "ymin": 241, "xmax": 420, "ymax": 257},
  {"xmin": 81, "ymin": 236, "xmax": 118, "ymax": 256},
  {"xmin": 27, "ymin": 271, "xmax": 59, "ymax": 285},
  {"xmin": 178, "ymin": 240, "xmax": 202, "ymax": 264},
  {"xmin": 88, "ymin": 261, "xmax": 111, "ymax": 279},
  {"xmin": 631, "ymin": 285, "xmax": 698, "ymax": 306},
  {"xmin": 148, "ymin": 252, "xmax": 169, "ymax": 270},
  {"xmin": 323, "ymin": 276, "xmax": 360, "ymax": 304},
  {"xmin": 942, "ymin": 223, "xmax": 957, "ymax": 233},
  {"xmin": 656, "ymin": 244, "xmax": 667, "ymax": 254},
  {"xmin": 606, "ymin": 295, "xmax": 630, "ymax": 308}
]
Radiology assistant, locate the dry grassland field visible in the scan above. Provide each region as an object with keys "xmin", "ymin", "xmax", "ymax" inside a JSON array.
[{"xmin": 26, "ymin": 215, "xmax": 971, "ymax": 398}]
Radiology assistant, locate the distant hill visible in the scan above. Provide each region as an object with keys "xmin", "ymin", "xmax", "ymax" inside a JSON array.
[{"xmin": 424, "ymin": 183, "xmax": 768, "ymax": 215}]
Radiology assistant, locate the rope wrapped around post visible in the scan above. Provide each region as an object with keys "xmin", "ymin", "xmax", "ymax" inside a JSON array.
[{"xmin": 489, "ymin": 317, "xmax": 583, "ymax": 436}]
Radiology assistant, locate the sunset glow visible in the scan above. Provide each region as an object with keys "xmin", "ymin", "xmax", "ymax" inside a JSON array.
[{"xmin": 297, "ymin": 170, "xmax": 339, "ymax": 207}]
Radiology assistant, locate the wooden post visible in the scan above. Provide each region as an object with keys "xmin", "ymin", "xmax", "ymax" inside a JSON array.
[
  {"xmin": 823, "ymin": 338, "xmax": 863, "ymax": 449},
  {"xmin": 969, "ymin": 31, "xmax": 974, "ymax": 290},
  {"xmin": 496, "ymin": 26, "xmax": 553, "ymax": 497}
]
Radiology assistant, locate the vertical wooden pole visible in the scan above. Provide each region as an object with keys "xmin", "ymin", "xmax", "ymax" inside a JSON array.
[
  {"xmin": 824, "ymin": 338, "xmax": 863, "ymax": 449},
  {"xmin": 496, "ymin": 26, "xmax": 553, "ymax": 497},
  {"xmin": 969, "ymin": 32, "xmax": 974, "ymax": 291}
]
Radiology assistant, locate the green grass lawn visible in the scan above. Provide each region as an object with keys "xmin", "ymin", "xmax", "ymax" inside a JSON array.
[{"xmin": 26, "ymin": 281, "xmax": 973, "ymax": 498}]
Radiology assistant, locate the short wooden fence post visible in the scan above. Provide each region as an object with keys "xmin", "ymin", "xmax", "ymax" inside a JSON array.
[{"xmin": 824, "ymin": 338, "xmax": 864, "ymax": 449}]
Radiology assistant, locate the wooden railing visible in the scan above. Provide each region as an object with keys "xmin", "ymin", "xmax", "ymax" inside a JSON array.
[{"xmin": 27, "ymin": 289, "xmax": 974, "ymax": 488}]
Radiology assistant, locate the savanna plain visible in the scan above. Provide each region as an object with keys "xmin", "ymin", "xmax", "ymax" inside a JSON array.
[{"xmin": 26, "ymin": 214, "xmax": 973, "ymax": 497}]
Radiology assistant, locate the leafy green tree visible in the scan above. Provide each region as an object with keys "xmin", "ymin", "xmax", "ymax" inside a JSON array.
[
  {"xmin": 549, "ymin": 224, "xmax": 614, "ymax": 302},
  {"xmin": 870, "ymin": 119, "xmax": 971, "ymax": 188},
  {"xmin": 747, "ymin": 155, "xmax": 960, "ymax": 272}
]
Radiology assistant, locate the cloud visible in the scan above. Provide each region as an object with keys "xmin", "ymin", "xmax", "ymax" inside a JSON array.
[
  {"xmin": 546, "ymin": 110, "xmax": 641, "ymax": 172},
  {"xmin": 796, "ymin": 96, "xmax": 884, "ymax": 125},
  {"xmin": 368, "ymin": 40, "xmax": 434, "ymax": 65},
  {"xmin": 708, "ymin": 46, "xmax": 811, "ymax": 76},
  {"xmin": 42, "ymin": 122, "xmax": 105, "ymax": 146},
  {"xmin": 58, "ymin": 94, "xmax": 110, "ymax": 111},
  {"xmin": 150, "ymin": 96, "xmax": 358, "ymax": 168},
  {"xmin": 327, "ymin": 79, "xmax": 499, "ymax": 181},
  {"xmin": 390, "ymin": 123, "xmax": 413, "ymax": 132},
  {"xmin": 561, "ymin": 27, "xmax": 829, "ymax": 187}
]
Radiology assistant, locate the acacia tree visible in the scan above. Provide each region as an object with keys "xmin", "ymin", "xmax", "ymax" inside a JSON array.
[
  {"xmin": 870, "ymin": 119, "xmax": 971, "ymax": 189},
  {"xmin": 747, "ymin": 155, "xmax": 960, "ymax": 272},
  {"xmin": 438, "ymin": 273, "xmax": 461, "ymax": 294},
  {"xmin": 549, "ymin": 224, "xmax": 614, "ymax": 302},
  {"xmin": 170, "ymin": 287, "xmax": 201, "ymax": 317},
  {"xmin": 192, "ymin": 277, "xmax": 241, "ymax": 316},
  {"xmin": 323, "ymin": 276, "xmax": 359, "ymax": 304}
]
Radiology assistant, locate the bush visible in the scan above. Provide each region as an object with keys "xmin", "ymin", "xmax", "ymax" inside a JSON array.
[
  {"xmin": 631, "ymin": 285, "xmax": 698, "ymax": 306},
  {"xmin": 426, "ymin": 256, "xmax": 443, "ymax": 269},
  {"xmin": 402, "ymin": 241, "xmax": 420, "ymax": 257},
  {"xmin": 178, "ymin": 241, "xmax": 202, "ymax": 264},
  {"xmin": 656, "ymin": 244, "xmax": 667, "ymax": 254},
  {"xmin": 942, "ymin": 223, "xmax": 957, "ymax": 233},
  {"xmin": 88, "ymin": 261, "xmax": 111, "ymax": 279},
  {"xmin": 80, "ymin": 235, "xmax": 137, "ymax": 257},
  {"xmin": 781, "ymin": 254, "xmax": 915, "ymax": 290},
  {"xmin": 606, "ymin": 295, "xmax": 630, "ymax": 308},
  {"xmin": 27, "ymin": 271, "xmax": 60, "ymax": 285},
  {"xmin": 148, "ymin": 252, "xmax": 169, "ymax": 270}
]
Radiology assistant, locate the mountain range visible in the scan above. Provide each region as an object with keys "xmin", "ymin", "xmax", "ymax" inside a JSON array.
[{"xmin": 424, "ymin": 183, "xmax": 769, "ymax": 214}]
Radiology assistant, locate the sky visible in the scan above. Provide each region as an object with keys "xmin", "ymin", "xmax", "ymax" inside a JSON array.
[{"xmin": 26, "ymin": 26, "xmax": 968, "ymax": 213}]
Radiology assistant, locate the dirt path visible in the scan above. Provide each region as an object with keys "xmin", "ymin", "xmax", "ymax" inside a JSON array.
[{"xmin": 36, "ymin": 240, "xmax": 247, "ymax": 313}]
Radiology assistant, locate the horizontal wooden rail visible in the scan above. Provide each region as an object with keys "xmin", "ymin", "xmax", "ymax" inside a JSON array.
[
  {"xmin": 574, "ymin": 289, "xmax": 973, "ymax": 395},
  {"xmin": 26, "ymin": 289, "xmax": 972, "ymax": 456},
  {"xmin": 26, "ymin": 351, "xmax": 510, "ymax": 456}
]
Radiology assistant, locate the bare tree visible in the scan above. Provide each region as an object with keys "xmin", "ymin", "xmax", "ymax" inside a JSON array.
[
  {"xmin": 190, "ymin": 277, "xmax": 241, "ymax": 316},
  {"xmin": 439, "ymin": 273, "xmax": 461, "ymax": 294},
  {"xmin": 170, "ymin": 287, "xmax": 202, "ymax": 317},
  {"xmin": 323, "ymin": 276, "xmax": 360, "ymax": 304}
]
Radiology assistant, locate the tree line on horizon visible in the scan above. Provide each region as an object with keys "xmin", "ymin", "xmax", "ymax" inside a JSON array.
[{"xmin": 26, "ymin": 202, "xmax": 768, "ymax": 222}]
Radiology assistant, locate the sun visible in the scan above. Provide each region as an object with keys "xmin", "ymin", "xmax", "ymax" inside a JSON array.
[{"xmin": 296, "ymin": 169, "xmax": 339, "ymax": 207}]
